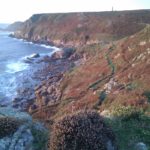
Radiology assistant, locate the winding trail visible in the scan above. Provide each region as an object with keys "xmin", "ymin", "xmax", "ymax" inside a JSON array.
[
  {"xmin": 89, "ymin": 45, "xmax": 116, "ymax": 107},
  {"xmin": 89, "ymin": 45, "xmax": 116, "ymax": 90}
]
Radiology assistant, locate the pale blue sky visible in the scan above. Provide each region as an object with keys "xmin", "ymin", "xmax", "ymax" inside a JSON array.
[{"xmin": 0, "ymin": 0, "xmax": 149, "ymax": 23}]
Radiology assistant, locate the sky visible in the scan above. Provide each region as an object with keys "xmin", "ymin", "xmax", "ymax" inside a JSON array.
[{"xmin": 0, "ymin": 0, "xmax": 149, "ymax": 23}]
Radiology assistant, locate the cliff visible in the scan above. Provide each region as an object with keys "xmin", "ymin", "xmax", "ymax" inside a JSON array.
[{"xmin": 14, "ymin": 10, "xmax": 150, "ymax": 46}]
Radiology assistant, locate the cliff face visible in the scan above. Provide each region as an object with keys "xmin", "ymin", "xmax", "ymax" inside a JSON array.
[{"xmin": 14, "ymin": 10, "xmax": 150, "ymax": 46}]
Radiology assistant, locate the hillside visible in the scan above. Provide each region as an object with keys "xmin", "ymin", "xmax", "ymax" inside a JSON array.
[
  {"xmin": 29, "ymin": 24, "xmax": 150, "ymax": 150},
  {"xmin": 12, "ymin": 10, "xmax": 150, "ymax": 150},
  {"xmin": 14, "ymin": 10, "xmax": 150, "ymax": 46},
  {"xmin": 6, "ymin": 21, "xmax": 23, "ymax": 31}
]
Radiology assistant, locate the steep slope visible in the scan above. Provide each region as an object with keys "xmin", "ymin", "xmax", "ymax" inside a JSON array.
[
  {"xmin": 14, "ymin": 10, "xmax": 150, "ymax": 46},
  {"xmin": 30, "ymin": 25, "xmax": 150, "ymax": 150},
  {"xmin": 50, "ymin": 25, "xmax": 150, "ymax": 115}
]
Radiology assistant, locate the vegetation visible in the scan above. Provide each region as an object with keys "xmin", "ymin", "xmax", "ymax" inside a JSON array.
[
  {"xmin": 143, "ymin": 91, "xmax": 150, "ymax": 103},
  {"xmin": 50, "ymin": 110, "xmax": 116, "ymax": 150},
  {"xmin": 106, "ymin": 106, "xmax": 150, "ymax": 150},
  {"xmin": 111, "ymin": 105, "xmax": 144, "ymax": 121},
  {"xmin": 0, "ymin": 117, "xmax": 21, "ymax": 138},
  {"xmin": 31, "ymin": 124, "xmax": 49, "ymax": 150}
]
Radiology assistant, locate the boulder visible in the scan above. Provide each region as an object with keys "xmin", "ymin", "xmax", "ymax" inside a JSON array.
[
  {"xmin": 0, "ymin": 107, "xmax": 33, "ymax": 150},
  {"xmin": 23, "ymin": 53, "xmax": 40, "ymax": 64},
  {"xmin": 135, "ymin": 142, "xmax": 148, "ymax": 150},
  {"xmin": 28, "ymin": 53, "xmax": 40, "ymax": 59},
  {"xmin": 0, "ymin": 107, "xmax": 48, "ymax": 150},
  {"xmin": 51, "ymin": 48, "xmax": 75, "ymax": 59}
]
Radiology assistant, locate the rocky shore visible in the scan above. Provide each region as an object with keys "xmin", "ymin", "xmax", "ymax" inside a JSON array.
[{"xmin": 10, "ymin": 41, "xmax": 78, "ymax": 113}]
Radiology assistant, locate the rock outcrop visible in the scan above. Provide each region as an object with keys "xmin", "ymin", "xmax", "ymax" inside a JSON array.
[
  {"xmin": 51, "ymin": 48, "xmax": 75, "ymax": 59},
  {"xmin": 135, "ymin": 142, "xmax": 148, "ymax": 150},
  {"xmin": 0, "ymin": 107, "xmax": 48, "ymax": 150}
]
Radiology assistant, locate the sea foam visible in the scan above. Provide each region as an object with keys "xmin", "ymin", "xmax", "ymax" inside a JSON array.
[{"xmin": 6, "ymin": 61, "xmax": 29, "ymax": 73}]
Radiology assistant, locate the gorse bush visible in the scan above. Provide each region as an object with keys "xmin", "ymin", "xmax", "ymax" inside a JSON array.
[
  {"xmin": 50, "ymin": 110, "xmax": 116, "ymax": 150},
  {"xmin": 111, "ymin": 106, "xmax": 143, "ymax": 121},
  {"xmin": 0, "ymin": 117, "xmax": 21, "ymax": 138}
]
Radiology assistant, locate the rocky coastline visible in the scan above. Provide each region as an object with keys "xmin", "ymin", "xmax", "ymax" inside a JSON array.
[
  {"xmin": 8, "ymin": 36, "xmax": 78, "ymax": 115},
  {"xmin": 9, "ymin": 33, "xmax": 78, "ymax": 49}
]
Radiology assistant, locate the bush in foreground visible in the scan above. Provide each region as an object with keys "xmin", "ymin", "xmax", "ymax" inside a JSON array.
[
  {"xmin": 50, "ymin": 110, "xmax": 116, "ymax": 150},
  {"xmin": 0, "ymin": 117, "xmax": 21, "ymax": 138}
]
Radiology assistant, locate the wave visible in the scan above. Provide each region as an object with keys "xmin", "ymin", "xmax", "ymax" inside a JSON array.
[
  {"xmin": 11, "ymin": 37, "xmax": 61, "ymax": 52},
  {"xmin": 23, "ymin": 41, "xmax": 33, "ymax": 44},
  {"xmin": 22, "ymin": 45, "xmax": 60, "ymax": 61},
  {"xmin": 0, "ymin": 31, "xmax": 13, "ymax": 35},
  {"xmin": 0, "ymin": 73, "xmax": 17, "ymax": 101},
  {"xmin": 39, "ymin": 44, "xmax": 52, "ymax": 49},
  {"xmin": 37, "ymin": 44, "xmax": 60, "ymax": 51},
  {"xmin": 51, "ymin": 46, "xmax": 60, "ymax": 51},
  {"xmin": 6, "ymin": 61, "xmax": 29, "ymax": 73},
  {"xmin": 19, "ymin": 39, "xmax": 60, "ymax": 51}
]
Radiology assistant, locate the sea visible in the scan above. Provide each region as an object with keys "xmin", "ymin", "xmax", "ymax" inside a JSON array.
[{"xmin": 0, "ymin": 31, "xmax": 58, "ymax": 104}]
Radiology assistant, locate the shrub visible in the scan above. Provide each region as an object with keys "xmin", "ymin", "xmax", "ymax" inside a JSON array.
[
  {"xmin": 111, "ymin": 106, "xmax": 143, "ymax": 121},
  {"xmin": 0, "ymin": 117, "xmax": 21, "ymax": 138},
  {"xmin": 143, "ymin": 91, "xmax": 150, "ymax": 102},
  {"xmin": 50, "ymin": 110, "xmax": 116, "ymax": 150}
]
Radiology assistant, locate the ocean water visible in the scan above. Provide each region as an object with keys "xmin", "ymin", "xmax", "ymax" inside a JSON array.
[{"xmin": 0, "ymin": 31, "xmax": 58, "ymax": 103}]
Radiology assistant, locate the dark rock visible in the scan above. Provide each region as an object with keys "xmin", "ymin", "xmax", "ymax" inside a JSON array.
[
  {"xmin": 23, "ymin": 53, "xmax": 40, "ymax": 64},
  {"xmin": 51, "ymin": 48, "xmax": 75, "ymax": 59},
  {"xmin": 23, "ymin": 59, "xmax": 34, "ymax": 64},
  {"xmin": 29, "ymin": 53, "xmax": 40, "ymax": 58}
]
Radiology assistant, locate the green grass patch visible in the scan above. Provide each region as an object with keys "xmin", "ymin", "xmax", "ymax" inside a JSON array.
[
  {"xmin": 143, "ymin": 91, "xmax": 150, "ymax": 103},
  {"xmin": 105, "ymin": 106, "xmax": 150, "ymax": 150},
  {"xmin": 31, "ymin": 124, "xmax": 49, "ymax": 150},
  {"xmin": 126, "ymin": 82, "xmax": 138, "ymax": 91}
]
